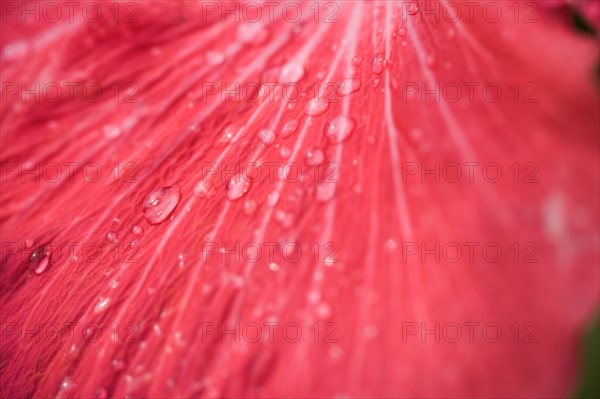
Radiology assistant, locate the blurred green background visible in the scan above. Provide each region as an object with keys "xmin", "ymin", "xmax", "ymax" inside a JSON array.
[{"xmin": 576, "ymin": 317, "xmax": 599, "ymax": 399}]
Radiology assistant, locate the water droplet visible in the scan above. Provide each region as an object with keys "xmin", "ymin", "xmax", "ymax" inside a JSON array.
[
  {"xmin": 268, "ymin": 263, "xmax": 280, "ymax": 271},
  {"xmin": 337, "ymin": 78, "xmax": 362, "ymax": 96},
  {"xmin": 193, "ymin": 181, "xmax": 211, "ymax": 198},
  {"xmin": 244, "ymin": 200, "xmax": 257, "ymax": 215},
  {"xmin": 281, "ymin": 120, "xmax": 299, "ymax": 138},
  {"xmin": 406, "ymin": 1, "xmax": 420, "ymax": 15},
  {"xmin": 142, "ymin": 186, "xmax": 181, "ymax": 225},
  {"xmin": 226, "ymin": 175, "xmax": 252, "ymax": 201},
  {"xmin": 214, "ymin": 124, "xmax": 239, "ymax": 148},
  {"xmin": 317, "ymin": 68, "xmax": 328, "ymax": 80},
  {"xmin": 278, "ymin": 146, "xmax": 292, "ymax": 158},
  {"xmin": 316, "ymin": 183, "xmax": 336, "ymax": 202},
  {"xmin": 304, "ymin": 148, "xmax": 325, "ymax": 166},
  {"xmin": 371, "ymin": 52, "xmax": 385, "ymax": 75},
  {"xmin": 307, "ymin": 289, "xmax": 321, "ymax": 304},
  {"xmin": 61, "ymin": 376, "xmax": 74, "ymax": 390},
  {"xmin": 257, "ymin": 128, "xmax": 276, "ymax": 146},
  {"xmin": 103, "ymin": 124, "xmax": 122, "ymax": 139},
  {"xmin": 28, "ymin": 246, "xmax": 50, "ymax": 275},
  {"xmin": 106, "ymin": 231, "xmax": 118, "ymax": 242},
  {"xmin": 385, "ymin": 238, "xmax": 398, "ymax": 251},
  {"xmin": 237, "ymin": 23, "xmax": 268, "ymax": 45},
  {"xmin": 132, "ymin": 225, "xmax": 143, "ymax": 235},
  {"xmin": 24, "ymin": 239, "xmax": 33, "ymax": 248},
  {"xmin": 279, "ymin": 62, "xmax": 305, "ymax": 84},
  {"xmin": 112, "ymin": 358, "xmax": 125, "ymax": 370},
  {"xmin": 351, "ymin": 56, "xmax": 364, "ymax": 66},
  {"xmin": 94, "ymin": 297, "xmax": 111, "ymax": 313},
  {"xmin": 324, "ymin": 115, "xmax": 355, "ymax": 144},
  {"xmin": 399, "ymin": 27, "xmax": 408, "ymax": 36},
  {"xmin": 267, "ymin": 191, "xmax": 280, "ymax": 207},
  {"xmin": 316, "ymin": 302, "xmax": 332, "ymax": 319},
  {"xmin": 305, "ymin": 97, "xmax": 330, "ymax": 117},
  {"xmin": 206, "ymin": 50, "xmax": 225, "ymax": 65}
]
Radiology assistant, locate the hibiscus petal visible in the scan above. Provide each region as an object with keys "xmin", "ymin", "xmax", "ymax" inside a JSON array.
[{"xmin": 1, "ymin": 1, "xmax": 598, "ymax": 398}]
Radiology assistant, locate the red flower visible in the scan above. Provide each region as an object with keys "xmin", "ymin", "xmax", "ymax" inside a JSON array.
[{"xmin": 1, "ymin": 1, "xmax": 598, "ymax": 398}]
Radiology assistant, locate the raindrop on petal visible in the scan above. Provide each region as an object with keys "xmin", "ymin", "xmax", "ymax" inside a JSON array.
[
  {"xmin": 28, "ymin": 246, "xmax": 51, "ymax": 275},
  {"xmin": 142, "ymin": 186, "xmax": 181, "ymax": 225},
  {"xmin": 337, "ymin": 78, "xmax": 362, "ymax": 96},
  {"xmin": 371, "ymin": 52, "xmax": 385, "ymax": 75},
  {"xmin": 305, "ymin": 148, "xmax": 325, "ymax": 166},
  {"xmin": 316, "ymin": 183, "xmax": 336, "ymax": 202},
  {"xmin": 244, "ymin": 200, "xmax": 257, "ymax": 215},
  {"xmin": 281, "ymin": 120, "xmax": 299, "ymax": 138},
  {"xmin": 279, "ymin": 62, "xmax": 305, "ymax": 84},
  {"xmin": 305, "ymin": 98, "xmax": 330, "ymax": 117},
  {"xmin": 324, "ymin": 115, "xmax": 355, "ymax": 144},
  {"xmin": 257, "ymin": 128, "xmax": 276, "ymax": 146},
  {"xmin": 227, "ymin": 175, "xmax": 252, "ymax": 201}
]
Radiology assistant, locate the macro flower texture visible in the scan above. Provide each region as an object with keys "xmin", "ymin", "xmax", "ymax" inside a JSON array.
[{"xmin": 1, "ymin": 0, "xmax": 599, "ymax": 398}]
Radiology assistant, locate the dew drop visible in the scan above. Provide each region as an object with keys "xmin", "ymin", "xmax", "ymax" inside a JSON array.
[
  {"xmin": 337, "ymin": 78, "xmax": 362, "ymax": 96},
  {"xmin": 316, "ymin": 302, "xmax": 332, "ymax": 319},
  {"xmin": 267, "ymin": 191, "xmax": 280, "ymax": 207},
  {"xmin": 398, "ymin": 27, "xmax": 408, "ymax": 36},
  {"xmin": 193, "ymin": 181, "xmax": 211, "ymax": 198},
  {"xmin": 324, "ymin": 115, "xmax": 355, "ymax": 144},
  {"xmin": 142, "ymin": 186, "xmax": 181, "ymax": 225},
  {"xmin": 237, "ymin": 23, "xmax": 268, "ymax": 45},
  {"xmin": 24, "ymin": 239, "xmax": 33, "ymax": 248},
  {"xmin": 226, "ymin": 175, "xmax": 252, "ymax": 201},
  {"xmin": 214, "ymin": 124, "xmax": 238, "ymax": 148},
  {"xmin": 281, "ymin": 120, "xmax": 299, "ymax": 138},
  {"xmin": 307, "ymin": 289, "xmax": 321, "ymax": 304},
  {"xmin": 94, "ymin": 297, "xmax": 111, "ymax": 313},
  {"xmin": 244, "ymin": 199, "xmax": 257, "ymax": 215},
  {"xmin": 206, "ymin": 50, "xmax": 225, "ymax": 65},
  {"xmin": 278, "ymin": 146, "xmax": 292, "ymax": 158},
  {"xmin": 257, "ymin": 128, "xmax": 276, "ymax": 146},
  {"xmin": 106, "ymin": 231, "xmax": 118, "ymax": 242},
  {"xmin": 60, "ymin": 376, "xmax": 74, "ymax": 391},
  {"xmin": 315, "ymin": 183, "xmax": 336, "ymax": 203},
  {"xmin": 279, "ymin": 62, "xmax": 305, "ymax": 84},
  {"xmin": 305, "ymin": 97, "xmax": 330, "ymax": 117},
  {"xmin": 351, "ymin": 55, "xmax": 364, "ymax": 66},
  {"xmin": 406, "ymin": 1, "xmax": 420, "ymax": 15},
  {"xmin": 28, "ymin": 246, "xmax": 50, "ymax": 275},
  {"xmin": 132, "ymin": 225, "xmax": 143, "ymax": 235},
  {"xmin": 371, "ymin": 52, "xmax": 385, "ymax": 75},
  {"xmin": 103, "ymin": 124, "xmax": 122, "ymax": 139},
  {"xmin": 268, "ymin": 263, "xmax": 280, "ymax": 271},
  {"xmin": 304, "ymin": 148, "xmax": 325, "ymax": 166}
]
